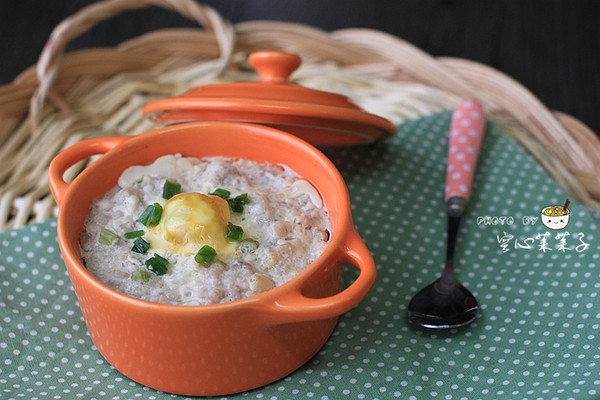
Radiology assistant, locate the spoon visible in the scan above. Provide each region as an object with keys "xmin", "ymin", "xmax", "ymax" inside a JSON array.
[{"xmin": 407, "ymin": 98, "xmax": 486, "ymax": 329}]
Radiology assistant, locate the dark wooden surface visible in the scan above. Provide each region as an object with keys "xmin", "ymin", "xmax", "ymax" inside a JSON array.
[{"xmin": 1, "ymin": 0, "xmax": 598, "ymax": 136}]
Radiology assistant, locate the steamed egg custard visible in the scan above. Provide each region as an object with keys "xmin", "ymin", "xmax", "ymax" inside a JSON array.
[
  {"xmin": 145, "ymin": 192, "xmax": 235, "ymax": 257},
  {"xmin": 80, "ymin": 155, "xmax": 330, "ymax": 305}
]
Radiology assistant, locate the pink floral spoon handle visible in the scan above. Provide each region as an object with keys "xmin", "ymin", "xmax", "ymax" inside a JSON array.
[{"xmin": 444, "ymin": 99, "xmax": 486, "ymax": 212}]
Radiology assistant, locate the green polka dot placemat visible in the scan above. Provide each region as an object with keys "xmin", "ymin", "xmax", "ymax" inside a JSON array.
[{"xmin": 2, "ymin": 111, "xmax": 599, "ymax": 400}]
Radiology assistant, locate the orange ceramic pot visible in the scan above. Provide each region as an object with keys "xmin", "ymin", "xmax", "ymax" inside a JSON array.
[{"xmin": 48, "ymin": 121, "xmax": 376, "ymax": 396}]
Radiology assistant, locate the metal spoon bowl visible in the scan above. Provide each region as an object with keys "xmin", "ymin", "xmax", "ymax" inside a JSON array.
[
  {"xmin": 408, "ymin": 212, "xmax": 479, "ymax": 329},
  {"xmin": 407, "ymin": 280, "xmax": 478, "ymax": 329}
]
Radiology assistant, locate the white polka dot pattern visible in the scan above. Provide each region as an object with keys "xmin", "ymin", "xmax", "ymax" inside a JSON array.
[
  {"xmin": 1, "ymin": 111, "xmax": 599, "ymax": 399},
  {"xmin": 445, "ymin": 99, "xmax": 486, "ymax": 202}
]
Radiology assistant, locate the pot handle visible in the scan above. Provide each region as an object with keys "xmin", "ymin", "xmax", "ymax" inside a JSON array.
[
  {"xmin": 256, "ymin": 229, "xmax": 376, "ymax": 324},
  {"xmin": 48, "ymin": 136, "xmax": 130, "ymax": 204}
]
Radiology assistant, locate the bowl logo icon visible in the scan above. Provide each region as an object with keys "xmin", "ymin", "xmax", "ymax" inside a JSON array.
[{"xmin": 540, "ymin": 199, "xmax": 570, "ymax": 230}]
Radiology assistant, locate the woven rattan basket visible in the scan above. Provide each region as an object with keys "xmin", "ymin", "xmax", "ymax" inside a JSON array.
[{"xmin": 1, "ymin": 0, "xmax": 599, "ymax": 232}]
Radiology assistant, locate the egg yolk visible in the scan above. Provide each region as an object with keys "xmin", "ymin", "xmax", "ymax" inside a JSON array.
[{"xmin": 145, "ymin": 192, "xmax": 235, "ymax": 256}]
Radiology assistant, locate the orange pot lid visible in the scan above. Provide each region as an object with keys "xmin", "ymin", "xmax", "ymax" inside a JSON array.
[{"xmin": 142, "ymin": 51, "xmax": 396, "ymax": 146}]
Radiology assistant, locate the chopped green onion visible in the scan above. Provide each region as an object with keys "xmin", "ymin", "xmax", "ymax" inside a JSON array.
[
  {"xmin": 131, "ymin": 269, "xmax": 152, "ymax": 283},
  {"xmin": 137, "ymin": 205, "xmax": 153, "ymax": 225},
  {"xmin": 238, "ymin": 238, "xmax": 259, "ymax": 254},
  {"xmin": 124, "ymin": 230, "xmax": 145, "ymax": 239},
  {"xmin": 162, "ymin": 180, "xmax": 181, "ymax": 200},
  {"xmin": 209, "ymin": 188, "xmax": 231, "ymax": 199},
  {"xmin": 99, "ymin": 228, "xmax": 120, "ymax": 245},
  {"xmin": 228, "ymin": 193, "xmax": 250, "ymax": 213},
  {"xmin": 145, "ymin": 254, "xmax": 169, "ymax": 275},
  {"xmin": 226, "ymin": 222, "xmax": 244, "ymax": 242},
  {"xmin": 131, "ymin": 237, "xmax": 150, "ymax": 254},
  {"xmin": 138, "ymin": 203, "xmax": 163, "ymax": 226},
  {"xmin": 149, "ymin": 204, "xmax": 163, "ymax": 225},
  {"xmin": 195, "ymin": 245, "xmax": 217, "ymax": 264}
]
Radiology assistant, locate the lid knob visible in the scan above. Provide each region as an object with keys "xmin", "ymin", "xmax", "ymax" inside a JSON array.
[{"xmin": 248, "ymin": 51, "xmax": 301, "ymax": 83}]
